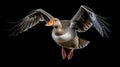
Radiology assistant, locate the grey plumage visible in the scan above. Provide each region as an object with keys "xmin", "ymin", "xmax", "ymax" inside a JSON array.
[
  {"xmin": 7, "ymin": 5, "xmax": 110, "ymax": 60},
  {"xmin": 8, "ymin": 9, "xmax": 54, "ymax": 36},
  {"xmin": 9, "ymin": 5, "xmax": 110, "ymax": 37},
  {"xmin": 71, "ymin": 5, "xmax": 110, "ymax": 37}
]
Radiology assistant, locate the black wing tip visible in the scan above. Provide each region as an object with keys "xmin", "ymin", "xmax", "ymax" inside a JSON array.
[
  {"xmin": 8, "ymin": 32, "xmax": 19, "ymax": 37},
  {"xmin": 101, "ymin": 33, "xmax": 109, "ymax": 38},
  {"xmin": 6, "ymin": 26, "xmax": 20, "ymax": 37},
  {"xmin": 96, "ymin": 15, "xmax": 111, "ymax": 38},
  {"xmin": 103, "ymin": 29, "xmax": 112, "ymax": 38}
]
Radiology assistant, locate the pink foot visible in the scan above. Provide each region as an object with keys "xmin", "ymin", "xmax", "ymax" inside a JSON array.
[
  {"xmin": 67, "ymin": 49, "xmax": 74, "ymax": 60},
  {"xmin": 61, "ymin": 47, "xmax": 66, "ymax": 60}
]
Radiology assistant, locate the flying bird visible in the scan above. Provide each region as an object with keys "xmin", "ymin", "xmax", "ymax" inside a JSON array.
[{"xmin": 8, "ymin": 5, "xmax": 110, "ymax": 60}]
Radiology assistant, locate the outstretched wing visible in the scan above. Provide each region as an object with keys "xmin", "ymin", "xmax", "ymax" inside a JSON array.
[
  {"xmin": 71, "ymin": 5, "xmax": 110, "ymax": 37},
  {"xmin": 8, "ymin": 9, "xmax": 54, "ymax": 36}
]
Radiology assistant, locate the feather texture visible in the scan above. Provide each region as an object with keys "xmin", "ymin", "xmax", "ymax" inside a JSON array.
[
  {"xmin": 71, "ymin": 5, "xmax": 110, "ymax": 37},
  {"xmin": 9, "ymin": 9, "xmax": 54, "ymax": 36}
]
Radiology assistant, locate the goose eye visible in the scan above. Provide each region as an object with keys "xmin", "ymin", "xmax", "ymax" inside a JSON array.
[{"xmin": 54, "ymin": 20, "xmax": 57, "ymax": 22}]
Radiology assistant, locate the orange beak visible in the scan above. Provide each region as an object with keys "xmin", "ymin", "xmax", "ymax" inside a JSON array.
[{"xmin": 45, "ymin": 19, "xmax": 54, "ymax": 26}]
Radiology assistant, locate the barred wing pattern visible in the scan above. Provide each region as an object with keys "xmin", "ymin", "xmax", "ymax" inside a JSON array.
[
  {"xmin": 9, "ymin": 9, "xmax": 54, "ymax": 36},
  {"xmin": 71, "ymin": 5, "xmax": 110, "ymax": 37}
]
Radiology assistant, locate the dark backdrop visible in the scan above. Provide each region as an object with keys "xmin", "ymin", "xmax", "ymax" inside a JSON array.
[{"xmin": 0, "ymin": 0, "xmax": 113, "ymax": 65}]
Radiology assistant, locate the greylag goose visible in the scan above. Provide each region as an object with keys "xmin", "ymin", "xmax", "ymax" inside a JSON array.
[{"xmin": 8, "ymin": 5, "xmax": 110, "ymax": 60}]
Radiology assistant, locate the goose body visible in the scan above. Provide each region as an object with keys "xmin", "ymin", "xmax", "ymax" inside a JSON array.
[
  {"xmin": 52, "ymin": 20, "xmax": 89, "ymax": 49},
  {"xmin": 8, "ymin": 5, "xmax": 110, "ymax": 60}
]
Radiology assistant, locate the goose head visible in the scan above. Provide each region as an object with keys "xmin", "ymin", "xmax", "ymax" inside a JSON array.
[
  {"xmin": 45, "ymin": 18, "xmax": 64, "ymax": 35},
  {"xmin": 45, "ymin": 18, "xmax": 62, "ymax": 28}
]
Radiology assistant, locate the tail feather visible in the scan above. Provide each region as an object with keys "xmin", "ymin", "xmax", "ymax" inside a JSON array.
[{"xmin": 78, "ymin": 38, "xmax": 90, "ymax": 49}]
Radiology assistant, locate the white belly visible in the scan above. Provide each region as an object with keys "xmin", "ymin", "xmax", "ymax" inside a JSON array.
[{"xmin": 52, "ymin": 30, "xmax": 72, "ymax": 43}]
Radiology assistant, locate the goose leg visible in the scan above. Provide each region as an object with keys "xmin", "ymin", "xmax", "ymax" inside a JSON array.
[
  {"xmin": 61, "ymin": 47, "xmax": 66, "ymax": 60},
  {"xmin": 67, "ymin": 49, "xmax": 74, "ymax": 60}
]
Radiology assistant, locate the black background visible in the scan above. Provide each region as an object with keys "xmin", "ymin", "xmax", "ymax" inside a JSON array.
[{"xmin": 0, "ymin": 0, "xmax": 114, "ymax": 65}]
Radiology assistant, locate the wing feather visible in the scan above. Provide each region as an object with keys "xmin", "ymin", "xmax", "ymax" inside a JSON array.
[
  {"xmin": 9, "ymin": 9, "xmax": 54, "ymax": 36},
  {"xmin": 71, "ymin": 5, "xmax": 110, "ymax": 37}
]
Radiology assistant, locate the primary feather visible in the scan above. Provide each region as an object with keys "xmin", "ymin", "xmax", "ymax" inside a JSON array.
[
  {"xmin": 9, "ymin": 9, "xmax": 54, "ymax": 36},
  {"xmin": 71, "ymin": 5, "xmax": 110, "ymax": 37}
]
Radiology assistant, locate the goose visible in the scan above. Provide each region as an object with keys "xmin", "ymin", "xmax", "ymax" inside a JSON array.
[{"xmin": 8, "ymin": 5, "xmax": 110, "ymax": 60}]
